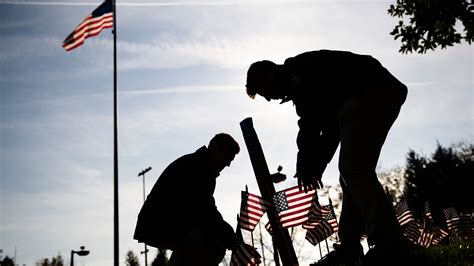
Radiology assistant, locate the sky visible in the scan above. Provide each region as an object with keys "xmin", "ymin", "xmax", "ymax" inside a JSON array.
[{"xmin": 0, "ymin": 0, "xmax": 472, "ymax": 265}]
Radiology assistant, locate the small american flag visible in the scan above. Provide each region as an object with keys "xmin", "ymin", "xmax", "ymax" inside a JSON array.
[
  {"xmin": 63, "ymin": 0, "xmax": 113, "ymax": 51},
  {"xmin": 238, "ymin": 191, "xmax": 271, "ymax": 231},
  {"xmin": 273, "ymin": 186, "xmax": 315, "ymax": 228},
  {"xmin": 417, "ymin": 224, "xmax": 434, "ymax": 248},
  {"xmin": 443, "ymin": 207, "xmax": 462, "ymax": 233},
  {"xmin": 301, "ymin": 198, "xmax": 331, "ymax": 229},
  {"xmin": 395, "ymin": 199, "xmax": 414, "ymax": 226},
  {"xmin": 443, "ymin": 207, "xmax": 473, "ymax": 240},
  {"xmin": 304, "ymin": 206, "xmax": 338, "ymax": 246},
  {"xmin": 302, "ymin": 204, "xmax": 334, "ymax": 230},
  {"xmin": 431, "ymin": 224, "xmax": 449, "ymax": 245},
  {"xmin": 424, "ymin": 202, "xmax": 433, "ymax": 220},
  {"xmin": 422, "ymin": 202, "xmax": 448, "ymax": 246},
  {"xmin": 458, "ymin": 210, "xmax": 474, "ymax": 239},
  {"xmin": 230, "ymin": 224, "xmax": 258, "ymax": 266},
  {"xmin": 265, "ymin": 193, "xmax": 326, "ymax": 233},
  {"xmin": 264, "ymin": 221, "xmax": 273, "ymax": 234},
  {"xmin": 402, "ymin": 220, "xmax": 421, "ymax": 245}
]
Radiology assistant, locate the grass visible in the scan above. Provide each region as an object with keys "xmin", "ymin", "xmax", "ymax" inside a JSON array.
[{"xmin": 421, "ymin": 239, "xmax": 473, "ymax": 265}]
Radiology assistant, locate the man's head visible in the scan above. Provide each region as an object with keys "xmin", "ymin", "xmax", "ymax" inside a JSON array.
[
  {"xmin": 246, "ymin": 60, "xmax": 284, "ymax": 102},
  {"xmin": 208, "ymin": 133, "xmax": 240, "ymax": 174}
]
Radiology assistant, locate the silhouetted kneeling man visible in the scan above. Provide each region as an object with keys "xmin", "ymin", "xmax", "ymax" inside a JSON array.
[
  {"xmin": 134, "ymin": 133, "xmax": 241, "ymax": 266},
  {"xmin": 246, "ymin": 50, "xmax": 409, "ymax": 264}
]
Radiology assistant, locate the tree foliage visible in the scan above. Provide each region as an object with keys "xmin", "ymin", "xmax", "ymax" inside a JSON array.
[
  {"xmin": 402, "ymin": 141, "xmax": 473, "ymax": 223},
  {"xmin": 125, "ymin": 250, "xmax": 140, "ymax": 266},
  {"xmin": 388, "ymin": 0, "xmax": 474, "ymax": 53}
]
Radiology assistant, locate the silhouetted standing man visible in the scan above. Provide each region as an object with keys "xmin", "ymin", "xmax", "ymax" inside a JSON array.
[
  {"xmin": 134, "ymin": 133, "xmax": 241, "ymax": 266},
  {"xmin": 246, "ymin": 50, "xmax": 408, "ymax": 264}
]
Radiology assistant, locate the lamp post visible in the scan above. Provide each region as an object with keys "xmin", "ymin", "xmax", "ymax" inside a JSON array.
[
  {"xmin": 70, "ymin": 246, "xmax": 89, "ymax": 266},
  {"xmin": 138, "ymin": 166, "xmax": 151, "ymax": 266}
]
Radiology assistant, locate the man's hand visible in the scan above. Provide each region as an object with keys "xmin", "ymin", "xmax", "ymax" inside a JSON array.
[
  {"xmin": 241, "ymin": 243, "xmax": 262, "ymax": 264},
  {"xmin": 296, "ymin": 175, "xmax": 323, "ymax": 193},
  {"xmin": 231, "ymin": 234, "xmax": 243, "ymax": 250},
  {"xmin": 232, "ymin": 238, "xmax": 262, "ymax": 264}
]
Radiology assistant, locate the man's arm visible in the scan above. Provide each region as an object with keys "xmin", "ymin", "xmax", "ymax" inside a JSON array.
[{"xmin": 295, "ymin": 104, "xmax": 340, "ymax": 192}]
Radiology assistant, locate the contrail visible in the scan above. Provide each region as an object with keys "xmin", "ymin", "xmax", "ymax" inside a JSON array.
[
  {"xmin": 121, "ymin": 85, "xmax": 240, "ymax": 95},
  {"xmin": 0, "ymin": 1, "xmax": 239, "ymax": 6}
]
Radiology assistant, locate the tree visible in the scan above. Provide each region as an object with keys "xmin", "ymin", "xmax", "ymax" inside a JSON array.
[
  {"xmin": 151, "ymin": 248, "xmax": 168, "ymax": 266},
  {"xmin": 125, "ymin": 250, "xmax": 140, "ymax": 266},
  {"xmin": 1, "ymin": 256, "xmax": 15, "ymax": 266},
  {"xmin": 36, "ymin": 254, "xmax": 64, "ymax": 266},
  {"xmin": 402, "ymin": 141, "xmax": 473, "ymax": 224},
  {"xmin": 388, "ymin": 0, "xmax": 473, "ymax": 54},
  {"xmin": 379, "ymin": 166, "xmax": 405, "ymax": 204}
]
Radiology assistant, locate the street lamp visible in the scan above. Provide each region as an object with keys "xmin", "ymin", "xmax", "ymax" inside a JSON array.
[
  {"xmin": 138, "ymin": 166, "xmax": 152, "ymax": 266},
  {"xmin": 70, "ymin": 246, "xmax": 89, "ymax": 266}
]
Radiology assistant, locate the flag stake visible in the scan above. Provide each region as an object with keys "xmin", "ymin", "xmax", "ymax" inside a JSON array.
[
  {"xmin": 324, "ymin": 239, "xmax": 330, "ymax": 254},
  {"xmin": 318, "ymin": 243, "xmax": 322, "ymax": 259},
  {"xmin": 258, "ymin": 221, "xmax": 266, "ymax": 265},
  {"xmin": 245, "ymin": 185, "xmax": 256, "ymax": 248},
  {"xmin": 240, "ymin": 117, "xmax": 298, "ymax": 265}
]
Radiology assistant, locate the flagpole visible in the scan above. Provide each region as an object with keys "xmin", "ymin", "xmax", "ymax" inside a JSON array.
[{"xmin": 112, "ymin": 0, "xmax": 119, "ymax": 265}]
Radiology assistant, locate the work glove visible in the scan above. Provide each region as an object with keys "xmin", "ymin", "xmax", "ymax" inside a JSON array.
[{"xmin": 296, "ymin": 175, "xmax": 323, "ymax": 193}]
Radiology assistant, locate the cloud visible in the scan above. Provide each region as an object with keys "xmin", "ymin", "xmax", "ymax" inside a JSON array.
[
  {"xmin": 0, "ymin": 1, "xmax": 238, "ymax": 6},
  {"xmin": 397, "ymin": 82, "xmax": 472, "ymax": 127},
  {"xmin": 116, "ymin": 36, "xmax": 291, "ymax": 70}
]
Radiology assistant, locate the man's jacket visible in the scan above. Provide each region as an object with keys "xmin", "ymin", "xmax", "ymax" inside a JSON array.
[
  {"xmin": 133, "ymin": 146, "xmax": 234, "ymax": 250},
  {"xmin": 281, "ymin": 50, "xmax": 405, "ymax": 177}
]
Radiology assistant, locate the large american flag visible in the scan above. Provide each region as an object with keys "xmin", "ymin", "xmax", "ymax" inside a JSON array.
[
  {"xmin": 238, "ymin": 191, "xmax": 271, "ymax": 231},
  {"xmin": 395, "ymin": 199, "xmax": 414, "ymax": 226},
  {"xmin": 305, "ymin": 204, "xmax": 339, "ymax": 246},
  {"xmin": 272, "ymin": 186, "xmax": 316, "ymax": 228},
  {"xmin": 63, "ymin": 0, "xmax": 113, "ymax": 51}
]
